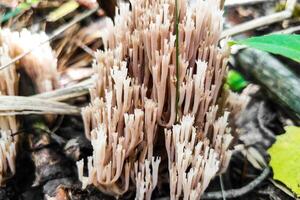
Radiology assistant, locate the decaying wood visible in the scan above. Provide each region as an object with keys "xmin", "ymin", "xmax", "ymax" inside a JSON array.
[
  {"xmin": 236, "ymin": 48, "xmax": 300, "ymax": 121},
  {"xmin": 0, "ymin": 185, "xmax": 17, "ymax": 200},
  {"xmin": 28, "ymin": 128, "xmax": 76, "ymax": 198},
  {"xmin": 0, "ymin": 96, "xmax": 80, "ymax": 115}
]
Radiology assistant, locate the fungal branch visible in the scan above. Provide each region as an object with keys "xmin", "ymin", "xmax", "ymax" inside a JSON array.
[{"xmin": 78, "ymin": 0, "xmax": 233, "ymax": 199}]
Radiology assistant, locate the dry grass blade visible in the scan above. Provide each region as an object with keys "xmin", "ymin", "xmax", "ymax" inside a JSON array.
[
  {"xmin": 0, "ymin": 96, "xmax": 80, "ymax": 115},
  {"xmin": 54, "ymin": 19, "xmax": 105, "ymax": 71},
  {"xmin": 33, "ymin": 78, "xmax": 93, "ymax": 101}
]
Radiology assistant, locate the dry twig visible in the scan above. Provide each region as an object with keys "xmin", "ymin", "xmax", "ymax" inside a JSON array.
[
  {"xmin": 222, "ymin": 0, "xmax": 297, "ymax": 38},
  {"xmin": 201, "ymin": 167, "xmax": 271, "ymax": 199},
  {"xmin": 273, "ymin": 25, "xmax": 300, "ymax": 34}
]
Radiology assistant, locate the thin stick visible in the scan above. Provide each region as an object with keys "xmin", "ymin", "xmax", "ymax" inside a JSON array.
[
  {"xmin": 33, "ymin": 78, "xmax": 93, "ymax": 101},
  {"xmin": 222, "ymin": 0, "xmax": 296, "ymax": 38},
  {"xmin": 75, "ymin": 40, "xmax": 96, "ymax": 57},
  {"xmin": 175, "ymin": 0, "xmax": 180, "ymax": 122},
  {"xmin": 272, "ymin": 25, "xmax": 300, "ymax": 34},
  {"xmin": 224, "ymin": 0, "xmax": 274, "ymax": 7},
  {"xmin": 201, "ymin": 168, "xmax": 271, "ymax": 199},
  {"xmin": 219, "ymin": 175, "xmax": 226, "ymax": 200},
  {"xmin": 222, "ymin": 10, "xmax": 292, "ymax": 38},
  {"xmin": 0, "ymin": 7, "xmax": 98, "ymax": 71}
]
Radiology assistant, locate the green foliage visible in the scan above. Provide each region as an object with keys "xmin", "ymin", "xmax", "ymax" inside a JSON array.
[
  {"xmin": 230, "ymin": 34, "xmax": 300, "ymax": 62},
  {"xmin": 268, "ymin": 126, "xmax": 300, "ymax": 197},
  {"xmin": 226, "ymin": 70, "xmax": 248, "ymax": 92},
  {"xmin": 1, "ymin": 0, "xmax": 40, "ymax": 23}
]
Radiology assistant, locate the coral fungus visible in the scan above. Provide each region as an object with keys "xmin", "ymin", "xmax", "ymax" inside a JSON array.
[{"xmin": 78, "ymin": 0, "xmax": 233, "ymax": 199}]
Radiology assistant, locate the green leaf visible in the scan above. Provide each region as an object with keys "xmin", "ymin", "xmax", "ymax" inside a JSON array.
[
  {"xmin": 268, "ymin": 126, "xmax": 300, "ymax": 197},
  {"xmin": 230, "ymin": 34, "xmax": 300, "ymax": 62},
  {"xmin": 1, "ymin": 0, "xmax": 40, "ymax": 23},
  {"xmin": 226, "ymin": 70, "xmax": 248, "ymax": 92},
  {"xmin": 0, "ymin": 8, "xmax": 22, "ymax": 23}
]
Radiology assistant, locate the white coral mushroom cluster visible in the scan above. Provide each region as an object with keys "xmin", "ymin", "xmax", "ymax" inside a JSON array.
[
  {"xmin": 78, "ymin": 0, "xmax": 233, "ymax": 199},
  {"xmin": 78, "ymin": 64, "xmax": 159, "ymax": 196},
  {"xmin": 165, "ymin": 115, "xmax": 232, "ymax": 200},
  {"xmin": 0, "ymin": 130, "xmax": 17, "ymax": 185}
]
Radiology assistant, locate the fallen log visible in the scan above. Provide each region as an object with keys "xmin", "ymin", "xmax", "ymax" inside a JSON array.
[{"xmin": 236, "ymin": 48, "xmax": 300, "ymax": 121}]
